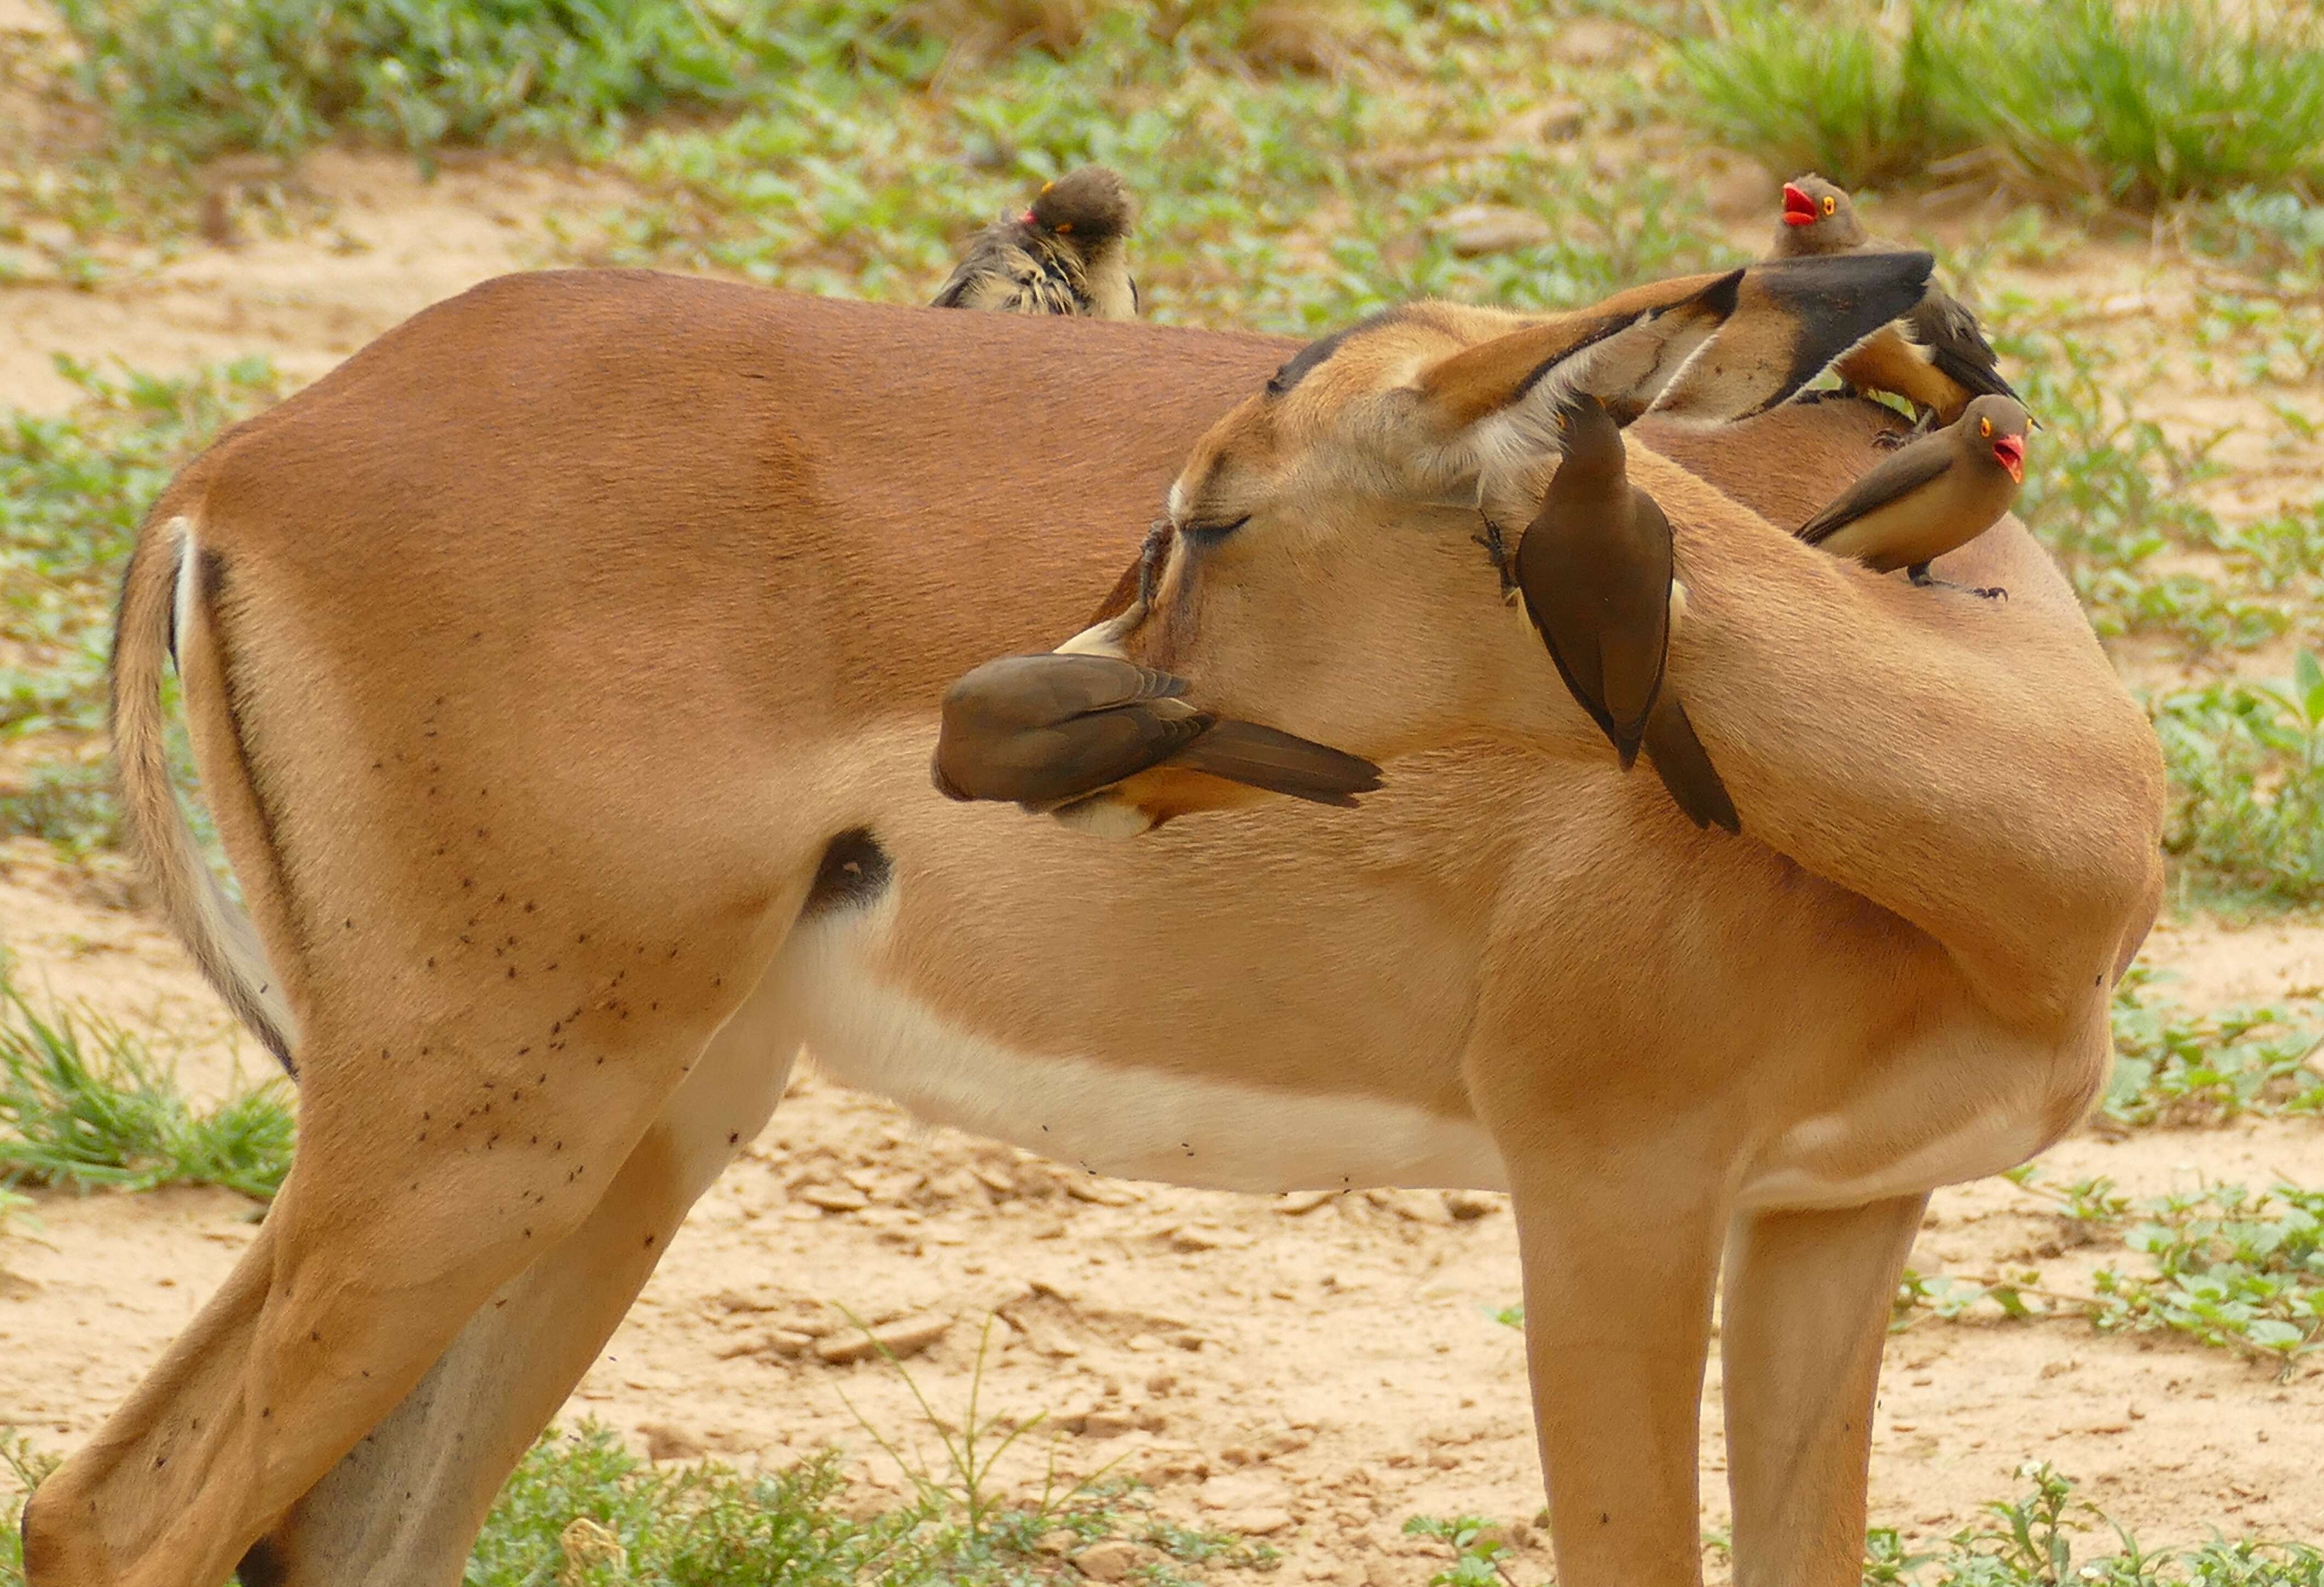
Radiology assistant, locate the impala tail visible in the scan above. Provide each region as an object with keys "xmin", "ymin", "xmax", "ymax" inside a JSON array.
[{"xmin": 111, "ymin": 508, "xmax": 299, "ymax": 1073}]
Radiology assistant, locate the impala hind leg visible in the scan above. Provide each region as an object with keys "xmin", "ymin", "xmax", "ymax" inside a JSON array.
[
  {"xmin": 22, "ymin": 949, "xmax": 773, "ymax": 1587},
  {"xmin": 1719, "ymin": 1194, "xmax": 1928, "ymax": 1587},
  {"xmin": 1496, "ymin": 1129, "xmax": 1728, "ymax": 1587},
  {"xmin": 232, "ymin": 977, "xmax": 804, "ymax": 1586}
]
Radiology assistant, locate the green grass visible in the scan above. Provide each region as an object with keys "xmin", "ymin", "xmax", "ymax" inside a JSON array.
[
  {"xmin": 0, "ymin": 354, "xmax": 275, "ymax": 852},
  {"xmin": 575, "ymin": 4, "xmax": 1737, "ymax": 331},
  {"xmin": 0, "ymin": 1434, "xmax": 62, "ymax": 1587},
  {"xmin": 468, "ymin": 1423, "xmax": 930, "ymax": 1587},
  {"xmin": 10, "ymin": 1432, "xmax": 2319, "ymax": 1587},
  {"xmin": 0, "ymin": 354, "xmax": 279, "ymax": 739},
  {"xmin": 1419, "ymin": 1467, "xmax": 2324, "ymax": 1587},
  {"xmin": 0, "ymin": 978, "xmax": 292, "ymax": 1201},
  {"xmin": 0, "ymin": 1323, "xmax": 1265, "ymax": 1587},
  {"xmin": 1670, "ymin": 0, "xmax": 2324, "ymax": 207},
  {"xmin": 50, "ymin": 0, "xmax": 816, "ymax": 160},
  {"xmin": 1668, "ymin": 0, "xmax": 1972, "ymax": 189}
]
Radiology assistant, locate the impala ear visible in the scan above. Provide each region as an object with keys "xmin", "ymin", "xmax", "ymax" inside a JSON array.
[
  {"xmin": 1400, "ymin": 269, "xmax": 1743, "ymax": 513},
  {"xmin": 1411, "ymin": 269, "xmax": 1745, "ymax": 437},
  {"xmin": 1646, "ymin": 249, "xmax": 1935, "ymax": 423}
]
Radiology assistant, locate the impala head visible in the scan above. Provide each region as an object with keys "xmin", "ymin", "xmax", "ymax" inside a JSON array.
[
  {"xmin": 1055, "ymin": 282, "xmax": 1749, "ymax": 794},
  {"xmin": 1044, "ymin": 257, "xmax": 1941, "ymax": 826},
  {"xmin": 1776, "ymin": 174, "xmax": 1866, "ymax": 254}
]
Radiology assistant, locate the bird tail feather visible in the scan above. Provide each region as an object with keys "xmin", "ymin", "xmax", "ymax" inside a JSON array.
[
  {"xmin": 1175, "ymin": 721, "xmax": 1384, "ymax": 808},
  {"xmin": 1642, "ymin": 694, "xmax": 1741, "ymax": 834}
]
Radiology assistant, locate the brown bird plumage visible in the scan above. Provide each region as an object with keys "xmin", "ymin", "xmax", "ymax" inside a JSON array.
[
  {"xmin": 931, "ymin": 165, "xmax": 1139, "ymax": 320},
  {"xmin": 1771, "ymin": 174, "xmax": 2024, "ymax": 428},
  {"xmin": 1798, "ymin": 393, "xmax": 2029, "ymax": 593},
  {"xmin": 1512, "ymin": 396, "xmax": 1740, "ymax": 834},
  {"xmin": 931, "ymin": 652, "xmax": 1381, "ymax": 816}
]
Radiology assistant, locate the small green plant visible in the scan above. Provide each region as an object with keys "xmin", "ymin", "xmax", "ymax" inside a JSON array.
[
  {"xmin": 2152, "ymin": 653, "xmax": 2324, "ymax": 907},
  {"xmin": 464, "ymin": 1420, "xmax": 927, "ymax": 1587},
  {"xmin": 1402, "ymin": 1514, "xmax": 1520, "ymax": 1587},
  {"xmin": 1864, "ymin": 1462, "xmax": 2324, "ymax": 1584},
  {"xmin": 2107, "ymin": 967, "xmax": 2324, "ymax": 1124},
  {"xmin": 0, "ymin": 980, "xmax": 292, "ymax": 1201},
  {"xmin": 0, "ymin": 356, "xmax": 278, "ymax": 736},
  {"xmin": 832, "ymin": 1310, "xmax": 1142, "ymax": 1579},
  {"xmin": 2093, "ymin": 1182, "xmax": 2324, "ymax": 1368},
  {"xmin": 0, "ymin": 1432, "xmax": 64, "ymax": 1586},
  {"xmin": 2192, "ymin": 188, "xmax": 2324, "ymax": 289},
  {"xmin": 1894, "ymin": 1176, "xmax": 2324, "ymax": 1374}
]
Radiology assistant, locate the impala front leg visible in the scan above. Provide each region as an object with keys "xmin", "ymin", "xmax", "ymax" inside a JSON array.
[
  {"xmin": 1496, "ymin": 1121, "xmax": 1729, "ymax": 1586},
  {"xmin": 1719, "ymin": 1193, "xmax": 1929, "ymax": 1587}
]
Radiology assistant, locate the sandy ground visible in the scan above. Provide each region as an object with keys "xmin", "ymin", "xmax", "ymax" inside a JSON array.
[{"xmin": 1, "ymin": 119, "xmax": 2322, "ymax": 1583}]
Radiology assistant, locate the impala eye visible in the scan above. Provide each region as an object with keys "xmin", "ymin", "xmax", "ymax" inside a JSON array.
[
  {"xmin": 1180, "ymin": 514, "xmax": 1251, "ymax": 545},
  {"xmin": 1822, "ymin": 195, "xmax": 1836, "ymax": 216}
]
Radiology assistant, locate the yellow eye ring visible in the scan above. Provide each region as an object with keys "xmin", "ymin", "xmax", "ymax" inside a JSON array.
[
  {"xmin": 1979, "ymin": 416, "xmax": 1992, "ymax": 437},
  {"xmin": 1056, "ymin": 220, "xmax": 1073, "ymax": 233},
  {"xmin": 1040, "ymin": 182, "xmax": 1055, "ymax": 194},
  {"xmin": 1822, "ymin": 195, "xmax": 1836, "ymax": 216}
]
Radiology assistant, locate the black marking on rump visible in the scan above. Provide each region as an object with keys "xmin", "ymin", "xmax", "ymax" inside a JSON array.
[
  {"xmin": 1752, "ymin": 251, "xmax": 1936, "ymax": 415},
  {"xmin": 200, "ymin": 548, "xmax": 302, "ymax": 1078},
  {"xmin": 1266, "ymin": 307, "xmax": 1412, "ymax": 398},
  {"xmin": 236, "ymin": 1536, "xmax": 289, "ymax": 1587},
  {"xmin": 801, "ymin": 828, "xmax": 892, "ymax": 920}
]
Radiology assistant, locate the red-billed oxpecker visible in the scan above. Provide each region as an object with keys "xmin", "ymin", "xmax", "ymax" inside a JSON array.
[
  {"xmin": 931, "ymin": 165, "xmax": 1139, "ymax": 319},
  {"xmin": 932, "ymin": 653, "xmax": 1381, "ymax": 826},
  {"xmin": 1773, "ymin": 174, "xmax": 2024, "ymax": 431},
  {"xmin": 1514, "ymin": 394, "xmax": 1741, "ymax": 834},
  {"xmin": 1798, "ymin": 393, "xmax": 2030, "ymax": 597}
]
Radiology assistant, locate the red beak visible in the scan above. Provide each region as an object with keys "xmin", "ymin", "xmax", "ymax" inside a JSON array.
[
  {"xmin": 1019, "ymin": 208, "xmax": 1039, "ymax": 226},
  {"xmin": 1992, "ymin": 433, "xmax": 2025, "ymax": 483},
  {"xmin": 1782, "ymin": 183, "xmax": 1816, "ymax": 226}
]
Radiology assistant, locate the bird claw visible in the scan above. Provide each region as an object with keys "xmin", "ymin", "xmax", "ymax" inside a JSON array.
[
  {"xmin": 1906, "ymin": 565, "xmax": 2008, "ymax": 602},
  {"xmin": 1473, "ymin": 516, "xmax": 1520, "ymax": 601}
]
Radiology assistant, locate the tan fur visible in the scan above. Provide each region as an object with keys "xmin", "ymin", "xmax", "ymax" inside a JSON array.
[{"xmin": 29, "ymin": 269, "xmax": 2164, "ymax": 1587}]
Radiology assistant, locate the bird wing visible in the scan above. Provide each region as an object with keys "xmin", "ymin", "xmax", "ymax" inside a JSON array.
[
  {"xmin": 1512, "ymin": 461, "xmax": 1672, "ymax": 766},
  {"xmin": 1590, "ymin": 485, "xmax": 1675, "ymax": 759},
  {"xmin": 1909, "ymin": 290, "xmax": 2024, "ymax": 404},
  {"xmin": 930, "ymin": 221, "xmax": 1013, "ymax": 307},
  {"xmin": 929, "ymin": 257, "xmax": 981, "ymax": 309},
  {"xmin": 1796, "ymin": 441, "xmax": 1955, "ymax": 545},
  {"xmin": 934, "ymin": 654, "xmax": 1196, "ymax": 806},
  {"xmin": 930, "ymin": 230, "xmax": 1082, "ymax": 315},
  {"xmin": 1013, "ymin": 652, "xmax": 1189, "ymax": 719}
]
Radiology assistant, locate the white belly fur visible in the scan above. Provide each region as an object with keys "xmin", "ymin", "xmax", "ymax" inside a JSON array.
[{"xmin": 769, "ymin": 903, "xmax": 1508, "ymax": 1196}]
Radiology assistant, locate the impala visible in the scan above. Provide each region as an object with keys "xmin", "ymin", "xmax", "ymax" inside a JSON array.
[{"xmin": 27, "ymin": 261, "xmax": 2163, "ymax": 1587}]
